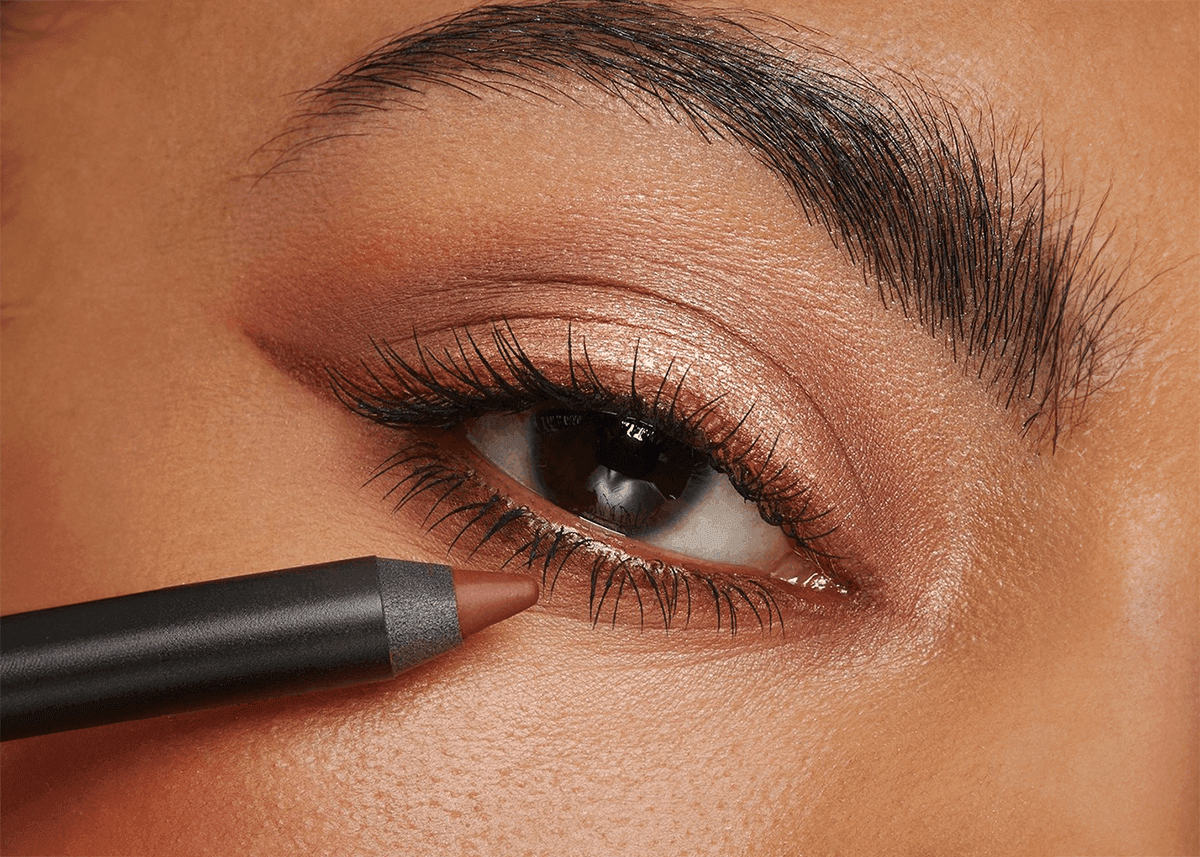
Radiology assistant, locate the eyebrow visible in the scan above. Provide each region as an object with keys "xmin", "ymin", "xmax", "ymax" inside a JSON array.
[{"xmin": 262, "ymin": 0, "xmax": 1127, "ymax": 446}]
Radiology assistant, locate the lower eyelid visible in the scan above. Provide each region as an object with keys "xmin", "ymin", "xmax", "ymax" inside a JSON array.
[{"xmin": 369, "ymin": 431, "xmax": 859, "ymax": 637}]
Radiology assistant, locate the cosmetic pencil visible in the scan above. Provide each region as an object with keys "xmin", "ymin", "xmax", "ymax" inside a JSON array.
[{"xmin": 0, "ymin": 556, "xmax": 538, "ymax": 741}]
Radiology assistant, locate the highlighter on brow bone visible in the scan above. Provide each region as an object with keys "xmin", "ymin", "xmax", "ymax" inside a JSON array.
[{"xmin": 0, "ymin": 556, "xmax": 538, "ymax": 741}]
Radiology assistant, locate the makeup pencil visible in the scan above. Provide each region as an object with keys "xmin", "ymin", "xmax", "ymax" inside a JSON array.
[{"xmin": 0, "ymin": 557, "xmax": 538, "ymax": 741}]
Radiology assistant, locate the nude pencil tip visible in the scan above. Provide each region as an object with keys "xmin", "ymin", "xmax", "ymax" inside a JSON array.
[{"xmin": 452, "ymin": 569, "xmax": 540, "ymax": 639}]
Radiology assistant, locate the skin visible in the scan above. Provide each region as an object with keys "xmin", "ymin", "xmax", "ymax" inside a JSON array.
[{"xmin": 1, "ymin": 1, "xmax": 1196, "ymax": 854}]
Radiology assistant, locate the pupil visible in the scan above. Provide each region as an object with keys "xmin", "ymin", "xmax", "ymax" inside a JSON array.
[{"xmin": 532, "ymin": 409, "xmax": 703, "ymax": 534}]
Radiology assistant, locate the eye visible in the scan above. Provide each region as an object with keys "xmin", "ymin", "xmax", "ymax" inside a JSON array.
[
  {"xmin": 467, "ymin": 408, "xmax": 791, "ymax": 567},
  {"xmin": 328, "ymin": 325, "xmax": 858, "ymax": 633}
]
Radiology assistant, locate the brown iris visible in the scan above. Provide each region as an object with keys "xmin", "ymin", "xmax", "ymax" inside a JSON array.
[{"xmin": 531, "ymin": 409, "xmax": 707, "ymax": 535}]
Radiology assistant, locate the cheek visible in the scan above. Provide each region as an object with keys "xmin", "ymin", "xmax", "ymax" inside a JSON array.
[{"xmin": 1, "ymin": 619, "xmax": 859, "ymax": 853}]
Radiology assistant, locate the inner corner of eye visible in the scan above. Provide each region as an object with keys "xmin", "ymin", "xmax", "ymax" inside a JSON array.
[{"xmin": 464, "ymin": 410, "xmax": 791, "ymax": 569}]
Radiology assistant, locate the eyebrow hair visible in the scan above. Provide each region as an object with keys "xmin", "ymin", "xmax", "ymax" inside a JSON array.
[{"xmin": 262, "ymin": 0, "xmax": 1128, "ymax": 446}]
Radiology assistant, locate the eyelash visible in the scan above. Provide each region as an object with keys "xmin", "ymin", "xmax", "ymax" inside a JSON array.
[{"xmin": 328, "ymin": 323, "xmax": 848, "ymax": 633}]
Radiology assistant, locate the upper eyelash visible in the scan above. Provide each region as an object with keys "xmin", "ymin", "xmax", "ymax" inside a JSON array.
[{"xmin": 327, "ymin": 322, "xmax": 838, "ymax": 550}]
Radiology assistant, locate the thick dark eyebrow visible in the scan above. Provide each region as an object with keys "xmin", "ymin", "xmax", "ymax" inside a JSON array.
[{"xmin": 261, "ymin": 0, "xmax": 1128, "ymax": 446}]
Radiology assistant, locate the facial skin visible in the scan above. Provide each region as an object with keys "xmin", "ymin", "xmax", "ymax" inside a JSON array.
[{"xmin": 1, "ymin": 1, "xmax": 1196, "ymax": 854}]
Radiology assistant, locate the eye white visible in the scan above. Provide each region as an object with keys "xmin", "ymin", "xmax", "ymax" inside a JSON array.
[{"xmin": 467, "ymin": 411, "xmax": 790, "ymax": 568}]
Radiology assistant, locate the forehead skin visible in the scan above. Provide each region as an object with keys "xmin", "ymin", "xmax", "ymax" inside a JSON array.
[{"xmin": 1, "ymin": 1, "xmax": 1196, "ymax": 855}]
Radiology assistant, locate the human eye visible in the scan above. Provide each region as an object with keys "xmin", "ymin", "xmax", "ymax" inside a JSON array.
[{"xmin": 327, "ymin": 323, "xmax": 862, "ymax": 636}]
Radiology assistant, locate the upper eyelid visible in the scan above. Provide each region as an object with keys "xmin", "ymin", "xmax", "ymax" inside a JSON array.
[
  {"xmin": 255, "ymin": 0, "xmax": 1131, "ymax": 446},
  {"xmin": 344, "ymin": 338, "xmax": 802, "ymax": 508},
  {"xmin": 328, "ymin": 323, "xmax": 851, "ymax": 555},
  {"xmin": 324, "ymin": 321, "xmax": 858, "ymax": 505}
]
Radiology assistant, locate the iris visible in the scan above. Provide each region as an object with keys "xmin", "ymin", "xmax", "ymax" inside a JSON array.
[{"xmin": 531, "ymin": 410, "xmax": 706, "ymax": 535}]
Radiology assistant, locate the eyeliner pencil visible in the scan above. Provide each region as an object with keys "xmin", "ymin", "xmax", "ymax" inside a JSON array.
[{"xmin": 0, "ymin": 556, "xmax": 539, "ymax": 741}]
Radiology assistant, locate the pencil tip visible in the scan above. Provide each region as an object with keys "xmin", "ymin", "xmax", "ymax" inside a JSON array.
[{"xmin": 452, "ymin": 569, "xmax": 540, "ymax": 638}]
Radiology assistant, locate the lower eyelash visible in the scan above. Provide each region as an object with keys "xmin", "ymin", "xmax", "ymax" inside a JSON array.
[{"xmin": 373, "ymin": 438, "xmax": 789, "ymax": 633}]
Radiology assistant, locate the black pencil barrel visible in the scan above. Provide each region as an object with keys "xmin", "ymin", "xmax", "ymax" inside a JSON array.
[{"xmin": 1, "ymin": 557, "xmax": 403, "ymax": 740}]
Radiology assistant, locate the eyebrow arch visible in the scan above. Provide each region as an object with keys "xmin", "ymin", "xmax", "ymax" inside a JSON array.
[{"xmin": 260, "ymin": 0, "xmax": 1129, "ymax": 447}]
